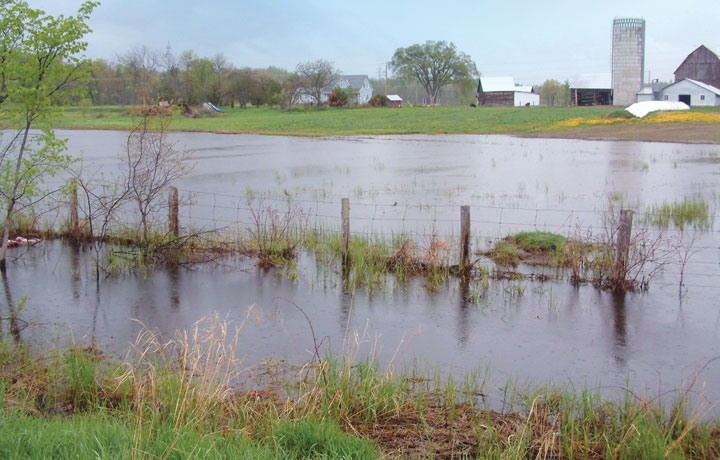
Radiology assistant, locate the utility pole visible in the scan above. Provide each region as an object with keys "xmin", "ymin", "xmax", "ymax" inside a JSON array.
[{"xmin": 385, "ymin": 62, "xmax": 388, "ymax": 98}]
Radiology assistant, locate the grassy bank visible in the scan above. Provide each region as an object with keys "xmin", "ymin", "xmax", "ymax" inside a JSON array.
[{"xmin": 1, "ymin": 318, "xmax": 719, "ymax": 459}]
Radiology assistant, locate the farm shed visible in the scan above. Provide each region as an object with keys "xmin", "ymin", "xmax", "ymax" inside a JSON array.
[
  {"xmin": 660, "ymin": 78, "xmax": 720, "ymax": 106},
  {"xmin": 386, "ymin": 94, "xmax": 403, "ymax": 107},
  {"xmin": 570, "ymin": 74, "xmax": 612, "ymax": 106},
  {"xmin": 476, "ymin": 77, "xmax": 539, "ymax": 106},
  {"xmin": 635, "ymin": 80, "xmax": 665, "ymax": 103},
  {"xmin": 674, "ymin": 45, "xmax": 720, "ymax": 91}
]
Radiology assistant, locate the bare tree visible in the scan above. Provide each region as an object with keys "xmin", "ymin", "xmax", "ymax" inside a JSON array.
[
  {"xmin": 117, "ymin": 45, "xmax": 160, "ymax": 104},
  {"xmin": 72, "ymin": 169, "xmax": 131, "ymax": 285},
  {"xmin": 295, "ymin": 59, "xmax": 339, "ymax": 106},
  {"xmin": 125, "ymin": 109, "xmax": 194, "ymax": 241}
]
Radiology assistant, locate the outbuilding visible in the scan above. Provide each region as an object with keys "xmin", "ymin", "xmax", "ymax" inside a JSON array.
[
  {"xmin": 386, "ymin": 94, "xmax": 403, "ymax": 107},
  {"xmin": 476, "ymin": 77, "xmax": 539, "ymax": 106},
  {"xmin": 570, "ymin": 74, "xmax": 612, "ymax": 106},
  {"xmin": 660, "ymin": 78, "xmax": 720, "ymax": 106}
]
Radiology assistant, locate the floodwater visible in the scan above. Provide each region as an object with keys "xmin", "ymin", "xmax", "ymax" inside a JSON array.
[{"xmin": 3, "ymin": 131, "xmax": 720, "ymax": 406}]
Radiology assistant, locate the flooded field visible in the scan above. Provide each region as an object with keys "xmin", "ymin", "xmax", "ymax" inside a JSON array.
[{"xmin": 3, "ymin": 131, "xmax": 720, "ymax": 406}]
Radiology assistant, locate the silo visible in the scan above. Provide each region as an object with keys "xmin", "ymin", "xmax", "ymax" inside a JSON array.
[{"xmin": 612, "ymin": 18, "xmax": 645, "ymax": 106}]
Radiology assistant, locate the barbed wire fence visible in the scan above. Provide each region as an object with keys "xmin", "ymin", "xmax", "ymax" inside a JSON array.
[{"xmin": 29, "ymin": 180, "xmax": 720, "ymax": 289}]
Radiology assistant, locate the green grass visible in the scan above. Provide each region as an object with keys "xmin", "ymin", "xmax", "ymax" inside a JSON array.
[
  {"xmin": 1, "ymin": 326, "xmax": 720, "ymax": 460},
  {"xmin": 644, "ymin": 198, "xmax": 713, "ymax": 230},
  {"xmin": 54, "ymin": 105, "xmax": 620, "ymax": 136},
  {"xmin": 511, "ymin": 231, "xmax": 566, "ymax": 251}
]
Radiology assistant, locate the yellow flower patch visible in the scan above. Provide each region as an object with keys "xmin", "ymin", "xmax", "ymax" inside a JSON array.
[{"xmin": 641, "ymin": 111, "xmax": 720, "ymax": 124}]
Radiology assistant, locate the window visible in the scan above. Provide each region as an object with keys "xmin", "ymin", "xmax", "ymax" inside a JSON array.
[
  {"xmin": 701, "ymin": 95, "xmax": 705, "ymax": 101},
  {"xmin": 664, "ymin": 95, "xmax": 669, "ymax": 100}
]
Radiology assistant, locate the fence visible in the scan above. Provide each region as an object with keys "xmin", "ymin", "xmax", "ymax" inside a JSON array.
[{"xmin": 54, "ymin": 182, "xmax": 720, "ymax": 290}]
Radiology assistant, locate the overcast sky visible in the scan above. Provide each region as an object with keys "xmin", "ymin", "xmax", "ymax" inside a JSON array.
[{"xmin": 29, "ymin": 0, "xmax": 720, "ymax": 85}]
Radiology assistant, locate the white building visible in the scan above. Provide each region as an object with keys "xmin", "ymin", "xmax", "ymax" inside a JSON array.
[
  {"xmin": 296, "ymin": 75, "xmax": 373, "ymax": 105},
  {"xmin": 476, "ymin": 77, "xmax": 539, "ymax": 106},
  {"xmin": 659, "ymin": 78, "xmax": 720, "ymax": 106}
]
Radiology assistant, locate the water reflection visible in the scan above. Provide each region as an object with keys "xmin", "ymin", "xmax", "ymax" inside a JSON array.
[
  {"xmin": 456, "ymin": 276, "xmax": 471, "ymax": 348},
  {"xmin": 610, "ymin": 291, "xmax": 628, "ymax": 367},
  {"xmin": 1, "ymin": 270, "xmax": 23, "ymax": 342}
]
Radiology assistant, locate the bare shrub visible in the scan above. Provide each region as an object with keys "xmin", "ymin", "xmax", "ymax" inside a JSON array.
[{"xmin": 244, "ymin": 197, "xmax": 309, "ymax": 267}]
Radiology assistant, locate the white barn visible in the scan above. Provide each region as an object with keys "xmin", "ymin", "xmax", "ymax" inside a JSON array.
[{"xmin": 660, "ymin": 78, "xmax": 720, "ymax": 106}]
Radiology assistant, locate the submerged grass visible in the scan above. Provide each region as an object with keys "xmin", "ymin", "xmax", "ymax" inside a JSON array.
[
  {"xmin": 644, "ymin": 198, "xmax": 713, "ymax": 230},
  {"xmin": 1, "ymin": 316, "xmax": 719, "ymax": 459}
]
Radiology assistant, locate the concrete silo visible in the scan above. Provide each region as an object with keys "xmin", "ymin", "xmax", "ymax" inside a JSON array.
[{"xmin": 612, "ymin": 18, "xmax": 645, "ymax": 106}]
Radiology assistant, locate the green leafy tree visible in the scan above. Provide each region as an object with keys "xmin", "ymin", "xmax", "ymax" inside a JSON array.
[
  {"xmin": 391, "ymin": 41, "xmax": 477, "ymax": 105},
  {"xmin": 0, "ymin": 0, "xmax": 97, "ymax": 270}
]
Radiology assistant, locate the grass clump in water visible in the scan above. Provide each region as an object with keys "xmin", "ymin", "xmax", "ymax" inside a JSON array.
[
  {"xmin": 644, "ymin": 198, "xmax": 712, "ymax": 230},
  {"xmin": 484, "ymin": 231, "xmax": 568, "ymax": 267}
]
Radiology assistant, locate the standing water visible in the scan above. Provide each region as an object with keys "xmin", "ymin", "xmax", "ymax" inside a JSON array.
[{"xmin": 3, "ymin": 131, "xmax": 719, "ymax": 407}]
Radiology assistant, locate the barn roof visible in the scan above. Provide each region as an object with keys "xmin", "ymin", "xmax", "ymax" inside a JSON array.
[
  {"xmin": 570, "ymin": 73, "xmax": 611, "ymax": 89},
  {"xmin": 674, "ymin": 45, "xmax": 720, "ymax": 74},
  {"xmin": 479, "ymin": 77, "xmax": 533, "ymax": 93}
]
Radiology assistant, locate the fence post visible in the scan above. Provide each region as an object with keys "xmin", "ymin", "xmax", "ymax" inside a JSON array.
[
  {"xmin": 341, "ymin": 198, "xmax": 350, "ymax": 261},
  {"xmin": 169, "ymin": 186, "xmax": 179, "ymax": 236},
  {"xmin": 460, "ymin": 205, "xmax": 470, "ymax": 268},
  {"xmin": 613, "ymin": 209, "xmax": 633, "ymax": 285},
  {"xmin": 69, "ymin": 178, "xmax": 79, "ymax": 236}
]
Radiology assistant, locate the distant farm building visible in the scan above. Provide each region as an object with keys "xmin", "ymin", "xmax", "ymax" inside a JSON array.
[
  {"xmin": 635, "ymin": 80, "xmax": 665, "ymax": 103},
  {"xmin": 570, "ymin": 74, "xmax": 612, "ymax": 106},
  {"xmin": 386, "ymin": 94, "xmax": 403, "ymax": 107},
  {"xmin": 296, "ymin": 75, "xmax": 373, "ymax": 105},
  {"xmin": 660, "ymin": 78, "xmax": 720, "ymax": 106},
  {"xmin": 674, "ymin": 45, "xmax": 720, "ymax": 90},
  {"xmin": 476, "ymin": 77, "xmax": 539, "ymax": 106}
]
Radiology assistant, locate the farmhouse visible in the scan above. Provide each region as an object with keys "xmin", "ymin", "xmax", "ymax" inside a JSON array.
[
  {"xmin": 660, "ymin": 78, "xmax": 720, "ymax": 106},
  {"xmin": 296, "ymin": 75, "xmax": 373, "ymax": 105},
  {"xmin": 476, "ymin": 77, "xmax": 539, "ymax": 106},
  {"xmin": 674, "ymin": 45, "xmax": 720, "ymax": 90}
]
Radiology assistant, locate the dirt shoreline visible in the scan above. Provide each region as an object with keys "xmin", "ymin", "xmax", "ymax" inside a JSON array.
[
  {"xmin": 526, "ymin": 122, "xmax": 720, "ymax": 144},
  {"xmin": 51, "ymin": 122, "xmax": 720, "ymax": 144}
]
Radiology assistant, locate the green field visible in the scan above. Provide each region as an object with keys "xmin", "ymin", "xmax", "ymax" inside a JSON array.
[{"xmin": 54, "ymin": 105, "xmax": 622, "ymax": 136}]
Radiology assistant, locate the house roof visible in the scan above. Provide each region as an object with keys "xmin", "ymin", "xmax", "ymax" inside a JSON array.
[
  {"xmin": 570, "ymin": 73, "xmax": 611, "ymax": 89},
  {"xmin": 479, "ymin": 76, "xmax": 533, "ymax": 93},
  {"xmin": 341, "ymin": 75, "xmax": 370, "ymax": 90},
  {"xmin": 636, "ymin": 86, "xmax": 653, "ymax": 95},
  {"xmin": 387, "ymin": 94, "xmax": 403, "ymax": 102},
  {"xmin": 663, "ymin": 78, "xmax": 720, "ymax": 96}
]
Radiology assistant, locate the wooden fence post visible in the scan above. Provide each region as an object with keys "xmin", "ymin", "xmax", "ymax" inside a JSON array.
[
  {"xmin": 613, "ymin": 209, "xmax": 633, "ymax": 284},
  {"xmin": 341, "ymin": 198, "xmax": 350, "ymax": 261},
  {"xmin": 460, "ymin": 205, "xmax": 470, "ymax": 268},
  {"xmin": 69, "ymin": 179, "xmax": 79, "ymax": 236},
  {"xmin": 169, "ymin": 186, "xmax": 179, "ymax": 236}
]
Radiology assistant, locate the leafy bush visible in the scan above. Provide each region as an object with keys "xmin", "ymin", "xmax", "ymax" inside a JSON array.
[
  {"xmin": 368, "ymin": 95, "xmax": 388, "ymax": 107},
  {"xmin": 328, "ymin": 87, "xmax": 350, "ymax": 107}
]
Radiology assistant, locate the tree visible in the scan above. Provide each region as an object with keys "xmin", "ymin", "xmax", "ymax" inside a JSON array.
[
  {"xmin": 125, "ymin": 109, "xmax": 193, "ymax": 241},
  {"xmin": 295, "ymin": 59, "xmax": 339, "ymax": 106},
  {"xmin": 0, "ymin": 0, "xmax": 98, "ymax": 271},
  {"xmin": 391, "ymin": 41, "xmax": 477, "ymax": 106},
  {"xmin": 117, "ymin": 45, "xmax": 160, "ymax": 104},
  {"xmin": 540, "ymin": 79, "xmax": 562, "ymax": 106},
  {"xmin": 540, "ymin": 79, "xmax": 571, "ymax": 106}
]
